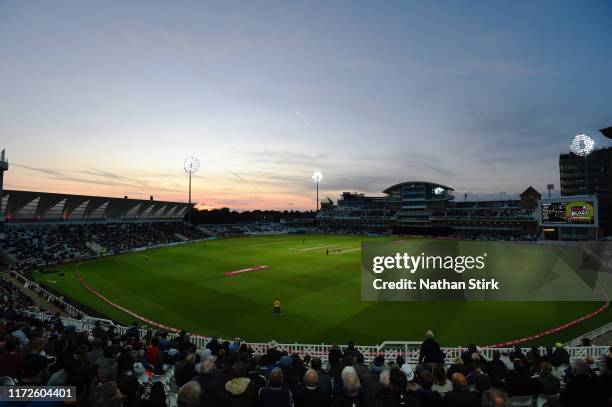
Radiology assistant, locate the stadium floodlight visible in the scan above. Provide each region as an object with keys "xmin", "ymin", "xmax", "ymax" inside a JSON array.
[
  {"xmin": 569, "ymin": 133, "xmax": 594, "ymax": 157},
  {"xmin": 184, "ymin": 156, "xmax": 200, "ymax": 224},
  {"xmin": 569, "ymin": 133, "xmax": 594, "ymax": 191},
  {"xmin": 312, "ymin": 171, "xmax": 323, "ymax": 212}
]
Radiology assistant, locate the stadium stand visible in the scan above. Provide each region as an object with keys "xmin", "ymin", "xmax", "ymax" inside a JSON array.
[
  {"xmin": 3, "ymin": 222, "xmax": 207, "ymax": 272},
  {"xmin": 318, "ymin": 182, "xmax": 541, "ymax": 238}
]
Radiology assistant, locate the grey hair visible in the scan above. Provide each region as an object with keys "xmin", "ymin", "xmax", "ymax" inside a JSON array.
[
  {"xmin": 379, "ymin": 369, "xmax": 390, "ymax": 387},
  {"xmin": 426, "ymin": 330, "xmax": 434, "ymax": 339},
  {"xmin": 200, "ymin": 356, "xmax": 216, "ymax": 375},
  {"xmin": 571, "ymin": 358, "xmax": 590, "ymax": 376},
  {"xmin": 341, "ymin": 366, "xmax": 360, "ymax": 395},
  {"xmin": 177, "ymin": 381, "xmax": 202, "ymax": 407}
]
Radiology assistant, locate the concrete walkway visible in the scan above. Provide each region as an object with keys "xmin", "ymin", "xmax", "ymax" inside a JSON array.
[
  {"xmin": 9, "ymin": 276, "xmax": 68, "ymax": 317},
  {"xmin": 593, "ymin": 332, "xmax": 612, "ymax": 347}
]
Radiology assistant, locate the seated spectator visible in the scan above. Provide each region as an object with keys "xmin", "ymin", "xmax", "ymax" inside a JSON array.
[
  {"xmin": 413, "ymin": 371, "xmax": 442, "ymax": 407},
  {"xmin": 177, "ymin": 381, "xmax": 202, "ymax": 407},
  {"xmin": 19, "ymin": 353, "xmax": 51, "ymax": 386},
  {"xmin": 431, "ymin": 364, "xmax": 452, "ymax": 396},
  {"xmin": 507, "ymin": 359, "xmax": 535, "ymax": 397},
  {"xmin": 279, "ymin": 354, "xmax": 300, "ymax": 391},
  {"xmin": 88, "ymin": 381, "xmax": 124, "ymax": 407},
  {"xmin": 259, "ymin": 367, "xmax": 293, "ymax": 407},
  {"xmin": 533, "ymin": 362, "xmax": 560, "ymax": 396},
  {"xmin": 197, "ymin": 356, "xmax": 229, "ymax": 406},
  {"xmin": 174, "ymin": 352, "xmax": 196, "ymax": 387},
  {"xmin": 447, "ymin": 357, "xmax": 469, "ymax": 379},
  {"xmin": 222, "ymin": 361, "xmax": 258, "ymax": 406},
  {"xmin": 372, "ymin": 368, "xmax": 422, "ymax": 407},
  {"xmin": 361, "ymin": 367, "xmax": 388, "ymax": 404},
  {"xmin": 485, "ymin": 350, "xmax": 507, "ymax": 388},
  {"xmin": 0, "ymin": 335, "xmax": 23, "ymax": 378},
  {"xmin": 118, "ymin": 374, "xmax": 144, "ymax": 406},
  {"xmin": 147, "ymin": 381, "xmax": 168, "ymax": 407},
  {"xmin": 87, "ymin": 338, "xmax": 105, "ymax": 365},
  {"xmin": 443, "ymin": 373, "xmax": 480, "ymax": 407},
  {"xmin": 560, "ymin": 358, "xmax": 598, "ymax": 407},
  {"xmin": 311, "ymin": 357, "xmax": 332, "ymax": 395},
  {"xmin": 481, "ymin": 388, "xmax": 511, "ymax": 407},
  {"xmin": 295, "ymin": 368, "xmax": 330, "ymax": 407},
  {"xmin": 47, "ymin": 354, "xmax": 77, "ymax": 386},
  {"xmin": 331, "ymin": 366, "xmax": 364, "ymax": 407}
]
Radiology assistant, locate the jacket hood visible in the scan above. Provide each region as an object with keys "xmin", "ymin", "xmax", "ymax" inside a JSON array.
[{"xmin": 225, "ymin": 377, "xmax": 251, "ymax": 396}]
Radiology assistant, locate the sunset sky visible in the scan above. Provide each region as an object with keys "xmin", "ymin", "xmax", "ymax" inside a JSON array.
[{"xmin": 1, "ymin": 1, "xmax": 611, "ymax": 210}]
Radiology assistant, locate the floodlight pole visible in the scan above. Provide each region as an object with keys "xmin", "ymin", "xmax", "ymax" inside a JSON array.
[
  {"xmin": 0, "ymin": 149, "xmax": 7, "ymax": 235},
  {"xmin": 316, "ymin": 180, "xmax": 319, "ymax": 212},
  {"xmin": 585, "ymin": 155, "xmax": 589, "ymax": 192},
  {"xmin": 184, "ymin": 156, "xmax": 200, "ymax": 225},
  {"xmin": 188, "ymin": 171, "xmax": 192, "ymax": 224}
]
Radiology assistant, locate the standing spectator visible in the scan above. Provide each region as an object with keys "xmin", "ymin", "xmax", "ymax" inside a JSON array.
[
  {"xmin": 126, "ymin": 322, "xmax": 140, "ymax": 341},
  {"xmin": 92, "ymin": 321, "xmax": 107, "ymax": 341},
  {"xmin": 146, "ymin": 336, "xmax": 162, "ymax": 369},
  {"xmin": 419, "ymin": 330, "xmax": 444, "ymax": 365},
  {"xmin": 551, "ymin": 342, "xmax": 570, "ymax": 366},
  {"xmin": 343, "ymin": 341, "xmax": 360, "ymax": 363},
  {"xmin": 206, "ymin": 335, "xmax": 222, "ymax": 356}
]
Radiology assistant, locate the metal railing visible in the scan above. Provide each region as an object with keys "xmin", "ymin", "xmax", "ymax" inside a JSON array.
[
  {"xmin": 564, "ymin": 321, "xmax": 612, "ymax": 347},
  {"xmin": 11, "ymin": 272, "xmax": 114, "ymax": 324}
]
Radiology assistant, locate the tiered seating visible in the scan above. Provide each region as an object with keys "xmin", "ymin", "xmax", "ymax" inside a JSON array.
[{"xmin": 2, "ymin": 222, "xmax": 207, "ymax": 271}]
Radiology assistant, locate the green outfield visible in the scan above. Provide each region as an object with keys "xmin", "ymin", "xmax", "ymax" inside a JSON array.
[{"xmin": 33, "ymin": 235, "xmax": 611, "ymax": 346}]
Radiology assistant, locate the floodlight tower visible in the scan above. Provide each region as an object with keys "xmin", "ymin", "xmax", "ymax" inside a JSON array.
[
  {"xmin": 569, "ymin": 133, "xmax": 595, "ymax": 190},
  {"xmin": 0, "ymin": 149, "xmax": 8, "ymax": 234},
  {"xmin": 312, "ymin": 171, "xmax": 323, "ymax": 212},
  {"xmin": 184, "ymin": 156, "xmax": 200, "ymax": 224}
]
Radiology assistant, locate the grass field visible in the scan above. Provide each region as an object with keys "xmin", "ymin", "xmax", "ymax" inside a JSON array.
[{"xmin": 33, "ymin": 235, "xmax": 611, "ymax": 346}]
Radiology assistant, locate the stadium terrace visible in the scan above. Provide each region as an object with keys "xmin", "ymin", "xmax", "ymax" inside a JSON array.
[{"xmin": 317, "ymin": 182, "xmax": 541, "ymax": 239}]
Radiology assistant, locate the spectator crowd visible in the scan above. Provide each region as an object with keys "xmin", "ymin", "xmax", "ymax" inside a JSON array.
[
  {"xmin": 1, "ymin": 298, "xmax": 611, "ymax": 407},
  {"xmin": 3, "ymin": 222, "xmax": 206, "ymax": 272}
]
